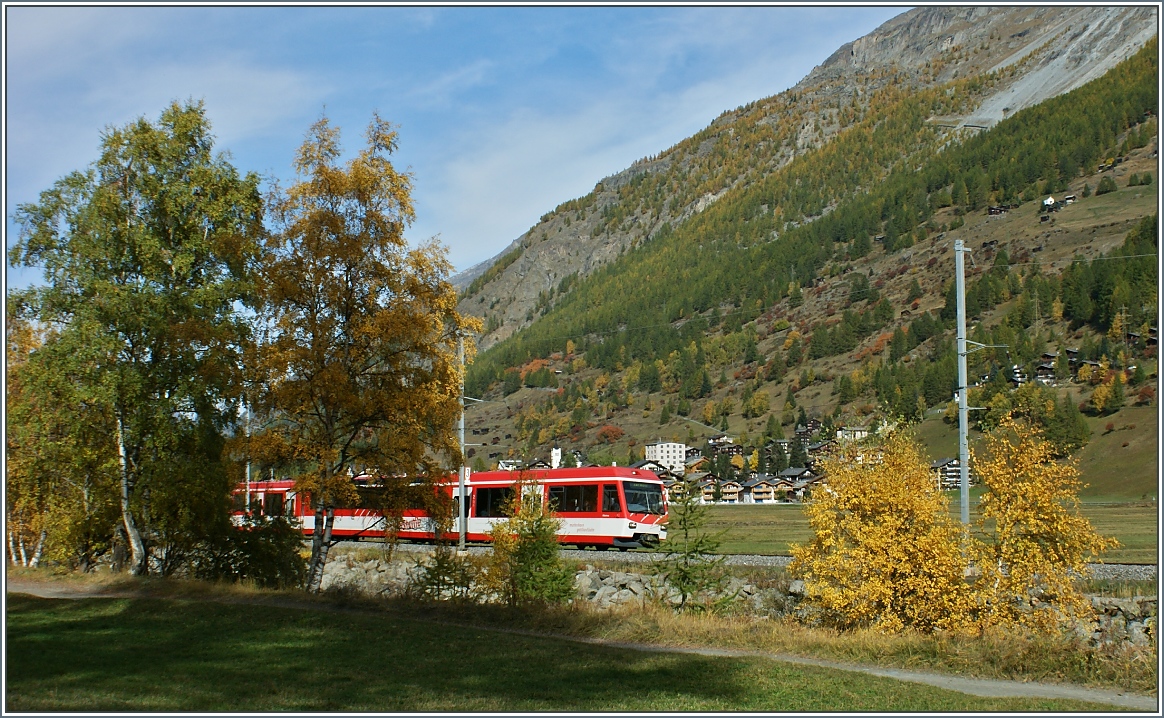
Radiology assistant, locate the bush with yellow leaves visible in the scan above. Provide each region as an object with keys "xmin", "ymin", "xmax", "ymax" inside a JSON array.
[
  {"xmin": 791, "ymin": 417, "xmax": 1118, "ymax": 635},
  {"xmin": 971, "ymin": 417, "xmax": 1119, "ymax": 631},
  {"xmin": 789, "ymin": 431, "xmax": 975, "ymax": 633}
]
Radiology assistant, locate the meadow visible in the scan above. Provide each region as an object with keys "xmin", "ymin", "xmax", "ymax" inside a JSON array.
[
  {"xmin": 4, "ymin": 591, "xmax": 1129, "ymax": 712},
  {"xmin": 708, "ymin": 500, "xmax": 1157, "ymax": 563}
]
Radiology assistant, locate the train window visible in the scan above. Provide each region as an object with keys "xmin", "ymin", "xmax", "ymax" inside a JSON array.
[
  {"xmin": 549, "ymin": 484, "xmax": 599, "ymax": 513},
  {"xmin": 453, "ymin": 495, "xmax": 470, "ymax": 521},
  {"xmin": 623, "ymin": 481, "xmax": 665, "ymax": 514},
  {"xmin": 264, "ymin": 492, "xmax": 285, "ymax": 517},
  {"xmin": 475, "ymin": 487, "xmax": 513, "ymax": 518},
  {"xmin": 602, "ymin": 485, "xmax": 621, "ymax": 513}
]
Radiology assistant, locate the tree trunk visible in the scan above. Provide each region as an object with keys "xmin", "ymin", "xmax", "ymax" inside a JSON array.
[
  {"xmin": 19, "ymin": 536, "xmax": 28, "ymax": 567},
  {"xmin": 8, "ymin": 531, "xmax": 18, "ymax": 566},
  {"xmin": 306, "ymin": 503, "xmax": 326, "ymax": 590},
  {"xmin": 112, "ymin": 524, "xmax": 128, "ymax": 573},
  {"xmin": 116, "ymin": 415, "xmax": 148, "ymax": 575},
  {"xmin": 306, "ymin": 507, "xmax": 336, "ymax": 593},
  {"xmin": 29, "ymin": 529, "xmax": 47, "ymax": 568}
]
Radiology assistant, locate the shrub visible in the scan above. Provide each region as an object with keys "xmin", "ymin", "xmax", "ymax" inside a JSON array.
[
  {"xmin": 483, "ymin": 477, "xmax": 574, "ymax": 607},
  {"xmin": 973, "ymin": 417, "xmax": 1118, "ymax": 631},
  {"xmin": 1105, "ymin": 422, "xmax": 1116, "ymax": 433},
  {"xmin": 190, "ymin": 516, "xmax": 307, "ymax": 589},
  {"xmin": 790, "ymin": 430, "xmax": 974, "ymax": 633},
  {"xmin": 1096, "ymin": 175, "xmax": 1118, "ymax": 195},
  {"xmin": 595, "ymin": 425, "xmax": 625, "ymax": 444},
  {"xmin": 653, "ymin": 476, "xmax": 727, "ymax": 611}
]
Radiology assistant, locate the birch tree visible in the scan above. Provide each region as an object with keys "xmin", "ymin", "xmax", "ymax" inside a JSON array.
[
  {"xmin": 254, "ymin": 115, "xmax": 477, "ymax": 591},
  {"xmin": 11, "ymin": 101, "xmax": 263, "ymax": 575}
]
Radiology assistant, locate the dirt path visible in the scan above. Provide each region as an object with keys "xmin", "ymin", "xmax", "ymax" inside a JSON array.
[{"xmin": 7, "ymin": 578, "xmax": 1157, "ymax": 711}]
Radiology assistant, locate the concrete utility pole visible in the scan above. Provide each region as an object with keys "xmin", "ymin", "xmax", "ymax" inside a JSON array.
[
  {"xmin": 955, "ymin": 240, "xmax": 971, "ymax": 528},
  {"xmin": 457, "ymin": 335, "xmax": 467, "ymax": 552}
]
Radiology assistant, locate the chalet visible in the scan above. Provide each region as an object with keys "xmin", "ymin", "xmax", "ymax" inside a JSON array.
[
  {"xmin": 685, "ymin": 455, "xmax": 711, "ymax": 473},
  {"xmin": 527, "ymin": 458, "xmax": 552, "ymax": 470},
  {"xmin": 1077, "ymin": 359, "xmax": 1102, "ymax": 377},
  {"xmin": 779, "ymin": 466, "xmax": 815, "ymax": 482},
  {"xmin": 685, "ymin": 446, "xmax": 703, "ymax": 462},
  {"xmin": 1035, "ymin": 363, "xmax": 1056, "ymax": 385},
  {"xmin": 1010, "ymin": 364, "xmax": 1028, "ymax": 386},
  {"xmin": 792, "ymin": 473, "xmax": 827, "ymax": 501},
  {"xmin": 1065, "ymin": 348, "xmax": 1080, "ymax": 366},
  {"xmin": 1041, "ymin": 351, "xmax": 1059, "ymax": 362},
  {"xmin": 741, "ymin": 476, "xmax": 781, "ymax": 504},
  {"xmin": 497, "ymin": 459, "xmax": 523, "ymax": 471},
  {"xmin": 1040, "ymin": 215, "xmax": 1050, "ymax": 223},
  {"xmin": 1043, "ymin": 196, "xmax": 1056, "ymax": 208},
  {"xmin": 836, "ymin": 426, "xmax": 870, "ymax": 442},
  {"xmin": 698, "ymin": 477, "xmax": 742, "ymax": 504},
  {"xmin": 710, "ymin": 442, "xmax": 743, "ymax": 459},
  {"xmin": 1149, "ymin": 327, "xmax": 1158, "ymax": 347},
  {"xmin": 806, "ymin": 440, "xmax": 836, "ymax": 470},
  {"xmin": 981, "ymin": 239, "xmax": 999, "ymax": 249},
  {"xmin": 930, "ymin": 458, "xmax": 963, "ymax": 490},
  {"xmin": 987, "ymin": 206, "xmax": 1008, "ymax": 216},
  {"xmin": 630, "ymin": 459, "xmax": 680, "ymax": 482},
  {"xmin": 1063, "ymin": 194, "xmax": 1077, "ymax": 204}
]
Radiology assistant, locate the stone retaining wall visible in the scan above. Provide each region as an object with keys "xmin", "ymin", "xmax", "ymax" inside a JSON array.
[{"xmin": 320, "ymin": 553, "xmax": 1155, "ymax": 645}]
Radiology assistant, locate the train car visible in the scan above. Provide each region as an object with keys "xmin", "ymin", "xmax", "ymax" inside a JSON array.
[{"xmin": 232, "ymin": 466, "xmax": 668, "ymax": 550}]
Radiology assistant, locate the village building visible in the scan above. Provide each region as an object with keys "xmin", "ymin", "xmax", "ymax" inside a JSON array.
[{"xmin": 644, "ymin": 440, "xmax": 688, "ymax": 475}]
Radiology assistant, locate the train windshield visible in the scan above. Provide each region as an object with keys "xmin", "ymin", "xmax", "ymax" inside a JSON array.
[{"xmin": 623, "ymin": 481, "xmax": 665, "ymax": 514}]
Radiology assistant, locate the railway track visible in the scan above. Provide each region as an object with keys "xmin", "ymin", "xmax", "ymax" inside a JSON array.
[{"xmin": 352, "ymin": 542, "xmax": 1157, "ymax": 581}]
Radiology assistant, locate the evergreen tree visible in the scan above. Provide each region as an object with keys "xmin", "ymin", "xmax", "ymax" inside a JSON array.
[
  {"xmin": 1108, "ymin": 373, "xmax": 1126, "ymax": 412},
  {"xmin": 773, "ymin": 444, "xmax": 790, "ymax": 472},
  {"xmin": 790, "ymin": 441, "xmax": 808, "ymax": 469}
]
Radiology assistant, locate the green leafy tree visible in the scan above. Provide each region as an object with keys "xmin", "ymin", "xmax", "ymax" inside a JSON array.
[
  {"xmin": 11, "ymin": 102, "xmax": 263, "ymax": 575},
  {"xmin": 1096, "ymin": 175, "xmax": 1118, "ymax": 195}
]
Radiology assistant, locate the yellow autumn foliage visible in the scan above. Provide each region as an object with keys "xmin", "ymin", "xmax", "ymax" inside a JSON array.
[
  {"xmin": 790, "ymin": 431, "xmax": 975, "ymax": 633},
  {"xmin": 792, "ymin": 416, "xmax": 1118, "ymax": 636},
  {"xmin": 972, "ymin": 417, "xmax": 1118, "ymax": 631}
]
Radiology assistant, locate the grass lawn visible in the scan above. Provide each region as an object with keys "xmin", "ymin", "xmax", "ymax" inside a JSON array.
[
  {"xmin": 708, "ymin": 501, "xmax": 1156, "ymax": 563},
  {"xmin": 4, "ymin": 594, "xmax": 1121, "ymax": 712}
]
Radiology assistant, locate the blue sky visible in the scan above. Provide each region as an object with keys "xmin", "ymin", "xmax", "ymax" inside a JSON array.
[{"xmin": 6, "ymin": 5, "xmax": 906, "ymax": 289}]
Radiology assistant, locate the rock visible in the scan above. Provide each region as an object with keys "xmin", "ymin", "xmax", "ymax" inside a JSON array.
[{"xmin": 788, "ymin": 580, "xmax": 806, "ymax": 596}]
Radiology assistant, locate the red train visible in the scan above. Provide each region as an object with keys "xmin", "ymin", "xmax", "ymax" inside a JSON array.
[{"xmin": 232, "ymin": 466, "xmax": 668, "ymax": 550}]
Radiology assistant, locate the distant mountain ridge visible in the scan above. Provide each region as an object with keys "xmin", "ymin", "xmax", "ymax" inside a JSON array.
[{"xmin": 453, "ymin": 6, "xmax": 1156, "ymax": 354}]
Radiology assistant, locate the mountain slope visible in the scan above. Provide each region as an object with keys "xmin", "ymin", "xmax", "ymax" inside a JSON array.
[{"xmin": 455, "ymin": 6, "xmax": 1156, "ymax": 354}]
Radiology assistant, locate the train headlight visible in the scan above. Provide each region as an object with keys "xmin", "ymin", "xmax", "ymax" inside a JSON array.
[{"xmin": 628, "ymin": 522, "xmax": 638, "ymax": 529}]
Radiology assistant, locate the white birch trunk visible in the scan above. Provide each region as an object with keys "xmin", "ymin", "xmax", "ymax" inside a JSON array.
[
  {"xmin": 29, "ymin": 529, "xmax": 47, "ymax": 568},
  {"xmin": 116, "ymin": 414, "xmax": 148, "ymax": 575}
]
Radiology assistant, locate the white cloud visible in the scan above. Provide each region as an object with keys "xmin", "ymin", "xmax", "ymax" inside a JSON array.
[{"xmin": 402, "ymin": 59, "xmax": 495, "ymax": 110}]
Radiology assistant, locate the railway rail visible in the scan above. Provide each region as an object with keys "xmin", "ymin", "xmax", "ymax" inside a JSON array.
[{"xmin": 347, "ymin": 542, "xmax": 1157, "ymax": 581}]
